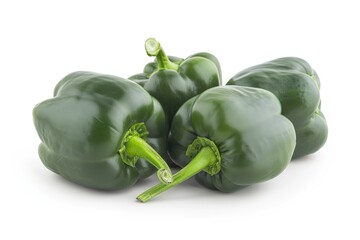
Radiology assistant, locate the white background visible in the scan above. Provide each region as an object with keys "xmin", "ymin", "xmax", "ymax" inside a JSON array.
[{"xmin": 1, "ymin": 0, "xmax": 359, "ymax": 239}]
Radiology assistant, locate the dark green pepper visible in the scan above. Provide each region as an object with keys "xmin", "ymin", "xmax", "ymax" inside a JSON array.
[
  {"xmin": 129, "ymin": 38, "xmax": 222, "ymax": 130},
  {"xmin": 33, "ymin": 71, "xmax": 173, "ymax": 190},
  {"xmin": 137, "ymin": 86, "xmax": 296, "ymax": 202},
  {"xmin": 227, "ymin": 57, "xmax": 328, "ymax": 159}
]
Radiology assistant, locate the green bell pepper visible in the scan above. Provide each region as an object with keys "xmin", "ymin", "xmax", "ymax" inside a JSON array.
[
  {"xmin": 129, "ymin": 38, "xmax": 222, "ymax": 129},
  {"xmin": 226, "ymin": 57, "xmax": 328, "ymax": 159},
  {"xmin": 137, "ymin": 86, "xmax": 296, "ymax": 202},
  {"xmin": 33, "ymin": 71, "xmax": 173, "ymax": 190}
]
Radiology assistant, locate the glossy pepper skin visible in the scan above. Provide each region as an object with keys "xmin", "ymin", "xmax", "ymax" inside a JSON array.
[
  {"xmin": 227, "ymin": 57, "xmax": 328, "ymax": 159},
  {"xmin": 137, "ymin": 86, "xmax": 296, "ymax": 202},
  {"xmin": 33, "ymin": 71, "xmax": 173, "ymax": 190},
  {"xmin": 129, "ymin": 38, "xmax": 222, "ymax": 129}
]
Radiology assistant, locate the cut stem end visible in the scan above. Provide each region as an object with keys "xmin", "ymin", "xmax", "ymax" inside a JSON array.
[
  {"xmin": 145, "ymin": 38, "xmax": 161, "ymax": 56},
  {"xmin": 158, "ymin": 169, "xmax": 173, "ymax": 184}
]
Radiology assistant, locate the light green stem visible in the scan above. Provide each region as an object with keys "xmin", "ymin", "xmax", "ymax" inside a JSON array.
[
  {"xmin": 126, "ymin": 136, "xmax": 173, "ymax": 184},
  {"xmin": 137, "ymin": 147, "xmax": 217, "ymax": 202},
  {"xmin": 145, "ymin": 38, "xmax": 179, "ymax": 71}
]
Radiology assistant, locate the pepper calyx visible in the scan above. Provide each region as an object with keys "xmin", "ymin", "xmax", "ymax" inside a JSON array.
[
  {"xmin": 119, "ymin": 123, "xmax": 149, "ymax": 167},
  {"xmin": 186, "ymin": 137, "xmax": 221, "ymax": 175}
]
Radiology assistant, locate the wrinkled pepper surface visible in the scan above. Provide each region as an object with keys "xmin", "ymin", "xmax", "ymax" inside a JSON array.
[
  {"xmin": 129, "ymin": 38, "xmax": 222, "ymax": 130},
  {"xmin": 137, "ymin": 86, "xmax": 296, "ymax": 202},
  {"xmin": 33, "ymin": 71, "xmax": 173, "ymax": 190},
  {"xmin": 226, "ymin": 57, "xmax": 328, "ymax": 159}
]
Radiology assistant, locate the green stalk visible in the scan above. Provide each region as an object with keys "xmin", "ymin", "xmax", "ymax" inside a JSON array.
[
  {"xmin": 125, "ymin": 135, "xmax": 173, "ymax": 184},
  {"xmin": 137, "ymin": 146, "xmax": 217, "ymax": 202},
  {"xmin": 145, "ymin": 38, "xmax": 179, "ymax": 71},
  {"xmin": 119, "ymin": 123, "xmax": 172, "ymax": 184}
]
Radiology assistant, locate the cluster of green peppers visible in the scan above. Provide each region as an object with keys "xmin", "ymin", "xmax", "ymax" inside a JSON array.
[{"xmin": 33, "ymin": 38, "xmax": 328, "ymax": 202}]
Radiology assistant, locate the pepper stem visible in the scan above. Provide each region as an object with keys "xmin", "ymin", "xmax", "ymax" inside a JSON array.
[
  {"xmin": 137, "ymin": 138, "xmax": 221, "ymax": 202},
  {"xmin": 145, "ymin": 38, "xmax": 179, "ymax": 71},
  {"xmin": 119, "ymin": 123, "xmax": 172, "ymax": 184},
  {"xmin": 125, "ymin": 136, "xmax": 173, "ymax": 184}
]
